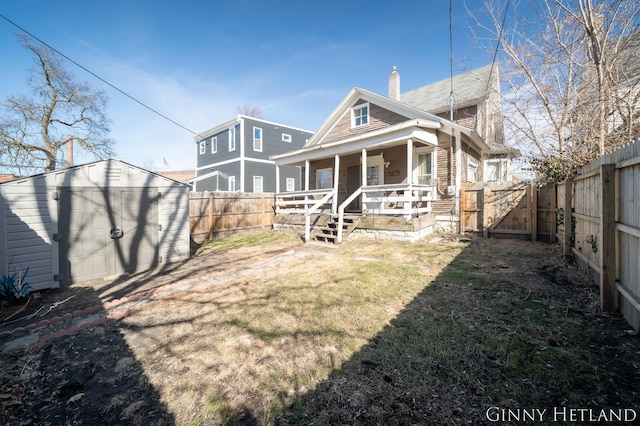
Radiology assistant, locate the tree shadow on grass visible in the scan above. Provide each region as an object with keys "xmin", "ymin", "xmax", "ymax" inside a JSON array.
[
  {"xmin": 0, "ymin": 287, "xmax": 175, "ymax": 425},
  {"xmin": 277, "ymin": 238, "xmax": 640, "ymax": 425}
]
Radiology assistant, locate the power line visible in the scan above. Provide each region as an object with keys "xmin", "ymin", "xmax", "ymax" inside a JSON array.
[
  {"xmin": 0, "ymin": 13, "xmax": 202, "ymax": 137},
  {"xmin": 485, "ymin": 0, "xmax": 511, "ymax": 99}
]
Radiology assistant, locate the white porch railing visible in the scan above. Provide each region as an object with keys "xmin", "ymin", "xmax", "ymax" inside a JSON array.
[
  {"xmin": 275, "ymin": 189, "xmax": 336, "ymax": 242},
  {"xmin": 362, "ymin": 184, "xmax": 434, "ymax": 217},
  {"xmin": 276, "ymin": 184, "xmax": 434, "ymax": 243}
]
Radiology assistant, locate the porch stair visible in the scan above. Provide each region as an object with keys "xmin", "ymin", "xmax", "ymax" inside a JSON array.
[{"xmin": 313, "ymin": 215, "xmax": 359, "ymax": 244}]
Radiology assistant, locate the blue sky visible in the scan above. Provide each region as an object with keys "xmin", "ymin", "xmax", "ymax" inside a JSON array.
[{"xmin": 0, "ymin": 0, "xmax": 497, "ymax": 172}]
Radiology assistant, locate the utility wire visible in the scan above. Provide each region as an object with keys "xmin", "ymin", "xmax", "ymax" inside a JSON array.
[
  {"xmin": 0, "ymin": 13, "xmax": 201, "ymax": 137},
  {"xmin": 485, "ymin": 0, "xmax": 511, "ymax": 99}
]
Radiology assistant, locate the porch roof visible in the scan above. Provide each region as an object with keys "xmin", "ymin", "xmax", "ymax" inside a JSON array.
[{"xmin": 272, "ymin": 119, "xmax": 441, "ymax": 166}]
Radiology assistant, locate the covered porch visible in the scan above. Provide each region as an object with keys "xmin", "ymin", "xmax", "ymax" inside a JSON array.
[{"xmin": 273, "ymin": 122, "xmax": 444, "ymax": 242}]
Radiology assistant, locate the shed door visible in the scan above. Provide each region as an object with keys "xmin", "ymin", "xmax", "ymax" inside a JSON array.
[{"xmin": 58, "ymin": 187, "xmax": 158, "ymax": 286}]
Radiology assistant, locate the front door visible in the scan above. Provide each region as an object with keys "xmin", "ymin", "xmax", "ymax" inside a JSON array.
[{"xmin": 346, "ymin": 165, "xmax": 361, "ymax": 211}]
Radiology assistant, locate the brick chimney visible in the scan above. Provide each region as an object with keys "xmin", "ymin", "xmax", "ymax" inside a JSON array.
[
  {"xmin": 66, "ymin": 136, "xmax": 73, "ymax": 167},
  {"xmin": 388, "ymin": 66, "xmax": 400, "ymax": 100}
]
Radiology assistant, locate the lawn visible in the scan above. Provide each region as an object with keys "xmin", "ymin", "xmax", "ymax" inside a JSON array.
[{"xmin": 1, "ymin": 231, "xmax": 638, "ymax": 425}]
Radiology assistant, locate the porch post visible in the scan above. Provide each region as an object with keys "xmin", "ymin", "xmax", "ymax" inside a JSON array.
[
  {"xmin": 404, "ymin": 139, "xmax": 413, "ymax": 218},
  {"xmin": 333, "ymin": 154, "xmax": 340, "ymax": 214},
  {"xmin": 275, "ymin": 165, "xmax": 280, "ymax": 193},
  {"xmin": 305, "ymin": 160, "xmax": 310, "ymax": 191},
  {"xmin": 361, "ymin": 149, "xmax": 367, "ymax": 212}
]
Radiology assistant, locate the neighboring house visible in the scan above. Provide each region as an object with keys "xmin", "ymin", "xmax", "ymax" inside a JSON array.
[
  {"xmin": 192, "ymin": 115, "xmax": 314, "ymax": 193},
  {"xmin": 272, "ymin": 66, "xmax": 518, "ymax": 242}
]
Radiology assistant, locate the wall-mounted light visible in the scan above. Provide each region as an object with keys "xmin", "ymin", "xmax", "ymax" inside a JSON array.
[{"xmin": 384, "ymin": 161, "xmax": 391, "ymax": 168}]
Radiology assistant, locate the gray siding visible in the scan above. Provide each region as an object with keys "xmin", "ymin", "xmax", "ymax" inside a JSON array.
[
  {"xmin": 196, "ymin": 123, "xmax": 240, "ymax": 169},
  {"xmin": 244, "ymin": 161, "xmax": 275, "ymax": 192},
  {"xmin": 242, "ymin": 117, "xmax": 311, "ymax": 161},
  {"xmin": 0, "ymin": 159, "xmax": 190, "ymax": 291}
]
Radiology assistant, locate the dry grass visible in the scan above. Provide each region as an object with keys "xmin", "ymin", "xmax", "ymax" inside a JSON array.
[{"xmin": 2, "ymin": 231, "xmax": 639, "ymax": 425}]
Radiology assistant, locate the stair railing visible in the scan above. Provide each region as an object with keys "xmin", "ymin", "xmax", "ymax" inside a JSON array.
[
  {"xmin": 337, "ymin": 186, "xmax": 363, "ymax": 243},
  {"xmin": 304, "ymin": 189, "xmax": 336, "ymax": 242}
]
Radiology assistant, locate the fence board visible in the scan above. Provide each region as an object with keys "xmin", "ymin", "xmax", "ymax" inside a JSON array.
[{"xmin": 189, "ymin": 192, "xmax": 275, "ymax": 243}]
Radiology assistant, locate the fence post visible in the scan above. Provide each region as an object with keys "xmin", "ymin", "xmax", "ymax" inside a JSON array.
[
  {"xmin": 482, "ymin": 187, "xmax": 488, "ymax": 238},
  {"xmin": 207, "ymin": 192, "xmax": 214, "ymax": 240},
  {"xmin": 549, "ymin": 185, "xmax": 557, "ymax": 243},
  {"xmin": 563, "ymin": 178, "xmax": 573, "ymax": 259},
  {"xmin": 600, "ymin": 163, "xmax": 617, "ymax": 311},
  {"xmin": 530, "ymin": 185, "xmax": 538, "ymax": 242}
]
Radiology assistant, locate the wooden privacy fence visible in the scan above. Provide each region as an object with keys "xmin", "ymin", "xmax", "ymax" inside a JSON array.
[
  {"xmin": 568, "ymin": 140, "xmax": 640, "ymax": 331},
  {"xmin": 189, "ymin": 192, "xmax": 275, "ymax": 243},
  {"xmin": 461, "ymin": 139, "xmax": 640, "ymax": 331}
]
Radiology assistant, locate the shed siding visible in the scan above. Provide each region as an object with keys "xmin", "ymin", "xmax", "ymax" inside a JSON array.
[
  {"xmin": 2, "ymin": 183, "xmax": 54, "ymax": 291},
  {"xmin": 0, "ymin": 159, "xmax": 190, "ymax": 291}
]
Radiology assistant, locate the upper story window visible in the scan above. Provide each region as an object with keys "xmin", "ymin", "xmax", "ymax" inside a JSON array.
[
  {"xmin": 485, "ymin": 160, "xmax": 503, "ymax": 181},
  {"xmin": 282, "ymin": 133, "xmax": 292, "ymax": 143},
  {"xmin": 253, "ymin": 127, "xmax": 263, "ymax": 152},
  {"xmin": 211, "ymin": 136, "xmax": 217, "ymax": 154},
  {"xmin": 229, "ymin": 126, "xmax": 236, "ymax": 151},
  {"xmin": 351, "ymin": 103, "xmax": 369, "ymax": 128},
  {"xmin": 199, "ymin": 141, "xmax": 206, "ymax": 155}
]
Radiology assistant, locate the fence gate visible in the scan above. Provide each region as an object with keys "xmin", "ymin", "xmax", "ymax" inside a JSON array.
[{"xmin": 461, "ymin": 182, "xmax": 539, "ymax": 240}]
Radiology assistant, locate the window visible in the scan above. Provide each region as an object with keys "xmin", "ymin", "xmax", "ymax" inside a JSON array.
[
  {"xmin": 282, "ymin": 133, "xmax": 292, "ymax": 143},
  {"xmin": 253, "ymin": 127, "xmax": 263, "ymax": 151},
  {"xmin": 211, "ymin": 137, "xmax": 217, "ymax": 154},
  {"xmin": 467, "ymin": 160, "xmax": 478, "ymax": 182},
  {"xmin": 199, "ymin": 141, "xmax": 206, "ymax": 155},
  {"xmin": 228, "ymin": 176, "xmax": 236, "ymax": 191},
  {"xmin": 316, "ymin": 168, "xmax": 333, "ymax": 189},
  {"xmin": 352, "ymin": 103, "xmax": 369, "ymax": 128},
  {"xmin": 229, "ymin": 126, "xmax": 236, "ymax": 151},
  {"xmin": 417, "ymin": 153, "xmax": 433, "ymax": 185},
  {"xmin": 286, "ymin": 178, "xmax": 295, "ymax": 191},
  {"xmin": 253, "ymin": 176, "xmax": 263, "ymax": 193},
  {"xmin": 485, "ymin": 160, "xmax": 502, "ymax": 181}
]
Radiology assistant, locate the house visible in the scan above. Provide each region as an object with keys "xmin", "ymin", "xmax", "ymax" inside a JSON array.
[
  {"xmin": 192, "ymin": 115, "xmax": 314, "ymax": 193},
  {"xmin": 0, "ymin": 159, "xmax": 191, "ymax": 291},
  {"xmin": 272, "ymin": 66, "xmax": 518, "ymax": 243}
]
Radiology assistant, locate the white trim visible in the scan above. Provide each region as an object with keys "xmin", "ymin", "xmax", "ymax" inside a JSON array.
[
  {"xmin": 413, "ymin": 146, "xmax": 436, "ymax": 185},
  {"xmin": 228, "ymin": 126, "xmax": 236, "ymax": 151},
  {"xmin": 239, "ymin": 118, "xmax": 245, "ymax": 192},
  {"xmin": 351, "ymin": 102, "xmax": 370, "ymax": 128},
  {"xmin": 196, "ymin": 157, "xmax": 240, "ymax": 171},
  {"xmin": 285, "ymin": 177, "xmax": 295, "ymax": 191},
  {"xmin": 253, "ymin": 126, "xmax": 263, "ymax": 152},
  {"xmin": 366, "ymin": 153, "xmax": 384, "ymax": 185},
  {"xmin": 253, "ymin": 175, "xmax": 264, "ymax": 193},
  {"xmin": 199, "ymin": 141, "xmax": 206, "ymax": 155},
  {"xmin": 211, "ymin": 136, "xmax": 217, "ymax": 154}
]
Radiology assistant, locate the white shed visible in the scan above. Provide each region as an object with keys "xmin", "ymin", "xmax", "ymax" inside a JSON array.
[{"xmin": 0, "ymin": 159, "xmax": 191, "ymax": 291}]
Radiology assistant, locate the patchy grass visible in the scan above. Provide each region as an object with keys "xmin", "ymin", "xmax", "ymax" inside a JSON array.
[{"xmin": 1, "ymin": 231, "xmax": 638, "ymax": 425}]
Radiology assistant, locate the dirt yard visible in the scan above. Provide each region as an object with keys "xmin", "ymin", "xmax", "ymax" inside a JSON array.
[{"xmin": 1, "ymin": 231, "xmax": 638, "ymax": 425}]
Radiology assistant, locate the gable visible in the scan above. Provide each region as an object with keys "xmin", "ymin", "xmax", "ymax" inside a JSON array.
[{"xmin": 323, "ymin": 100, "xmax": 410, "ymax": 144}]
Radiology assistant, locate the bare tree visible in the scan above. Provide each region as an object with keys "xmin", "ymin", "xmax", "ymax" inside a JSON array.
[
  {"xmin": 470, "ymin": 0, "xmax": 640, "ymax": 182},
  {"xmin": 236, "ymin": 104, "xmax": 264, "ymax": 118},
  {"xmin": 0, "ymin": 35, "xmax": 114, "ymax": 174}
]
